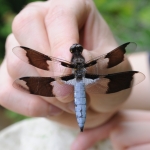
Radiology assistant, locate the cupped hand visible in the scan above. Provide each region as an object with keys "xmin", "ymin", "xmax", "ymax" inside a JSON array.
[{"xmin": 0, "ymin": 0, "xmax": 131, "ymax": 129}]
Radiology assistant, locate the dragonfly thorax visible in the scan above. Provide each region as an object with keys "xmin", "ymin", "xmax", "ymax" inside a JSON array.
[
  {"xmin": 74, "ymin": 67, "xmax": 86, "ymax": 80},
  {"xmin": 71, "ymin": 51, "xmax": 85, "ymax": 68}
]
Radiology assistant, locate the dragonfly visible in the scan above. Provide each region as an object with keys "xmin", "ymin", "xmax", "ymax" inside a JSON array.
[{"xmin": 12, "ymin": 42, "xmax": 145, "ymax": 132}]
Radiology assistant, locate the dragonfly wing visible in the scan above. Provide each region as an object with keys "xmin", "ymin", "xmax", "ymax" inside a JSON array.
[
  {"xmin": 85, "ymin": 71, "xmax": 145, "ymax": 94},
  {"xmin": 85, "ymin": 42, "xmax": 136, "ymax": 74},
  {"xmin": 13, "ymin": 74, "xmax": 75, "ymax": 97},
  {"xmin": 13, "ymin": 46, "xmax": 73, "ymax": 76}
]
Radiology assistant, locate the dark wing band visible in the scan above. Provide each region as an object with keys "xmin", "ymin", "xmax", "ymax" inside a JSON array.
[
  {"xmin": 13, "ymin": 77, "xmax": 55, "ymax": 97},
  {"xmin": 13, "ymin": 46, "xmax": 74, "ymax": 71},
  {"xmin": 85, "ymin": 71, "xmax": 145, "ymax": 94}
]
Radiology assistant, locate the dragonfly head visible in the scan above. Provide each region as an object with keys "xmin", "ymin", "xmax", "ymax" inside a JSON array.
[{"xmin": 70, "ymin": 44, "xmax": 83, "ymax": 54}]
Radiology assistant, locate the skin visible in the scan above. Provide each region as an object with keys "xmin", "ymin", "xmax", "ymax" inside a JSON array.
[
  {"xmin": 72, "ymin": 110, "xmax": 150, "ymax": 150},
  {"xmin": 1, "ymin": 0, "xmax": 149, "ymax": 149}
]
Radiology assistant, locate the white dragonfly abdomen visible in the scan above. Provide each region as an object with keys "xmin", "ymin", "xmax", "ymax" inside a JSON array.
[
  {"xmin": 64, "ymin": 77, "xmax": 97, "ymax": 132},
  {"xmin": 74, "ymin": 80, "xmax": 86, "ymax": 132}
]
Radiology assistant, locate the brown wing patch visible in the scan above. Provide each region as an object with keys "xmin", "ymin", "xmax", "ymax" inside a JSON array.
[
  {"xmin": 105, "ymin": 42, "xmax": 131, "ymax": 68},
  {"xmin": 13, "ymin": 77, "xmax": 55, "ymax": 97},
  {"xmin": 20, "ymin": 46, "xmax": 51, "ymax": 70},
  {"xmin": 104, "ymin": 71, "xmax": 139, "ymax": 93}
]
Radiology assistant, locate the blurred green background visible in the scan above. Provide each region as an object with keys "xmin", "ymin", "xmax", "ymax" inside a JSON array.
[{"xmin": 0, "ymin": 0, "xmax": 150, "ymax": 128}]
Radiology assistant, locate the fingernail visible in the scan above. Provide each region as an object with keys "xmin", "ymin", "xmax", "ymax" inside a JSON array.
[
  {"xmin": 49, "ymin": 105, "xmax": 63, "ymax": 116},
  {"xmin": 68, "ymin": 101, "xmax": 75, "ymax": 113}
]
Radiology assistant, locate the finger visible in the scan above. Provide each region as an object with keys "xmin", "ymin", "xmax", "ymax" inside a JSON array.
[
  {"xmin": 45, "ymin": 0, "xmax": 89, "ymax": 59},
  {"xmin": 71, "ymin": 114, "xmax": 118, "ymax": 150},
  {"xmin": 12, "ymin": 1, "xmax": 50, "ymax": 53},
  {"xmin": 117, "ymin": 110, "xmax": 150, "ymax": 122},
  {"xmin": 127, "ymin": 144, "xmax": 150, "ymax": 150},
  {"xmin": 110, "ymin": 122, "xmax": 150, "ymax": 150},
  {"xmin": 79, "ymin": 2, "xmax": 117, "ymax": 51}
]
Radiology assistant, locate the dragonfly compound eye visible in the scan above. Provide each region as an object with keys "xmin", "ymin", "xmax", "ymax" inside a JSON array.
[{"xmin": 70, "ymin": 44, "xmax": 83, "ymax": 53}]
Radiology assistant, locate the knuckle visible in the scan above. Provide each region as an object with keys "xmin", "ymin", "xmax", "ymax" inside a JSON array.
[
  {"xmin": 12, "ymin": 5, "xmax": 41, "ymax": 33},
  {"xmin": 45, "ymin": 5, "xmax": 67, "ymax": 26}
]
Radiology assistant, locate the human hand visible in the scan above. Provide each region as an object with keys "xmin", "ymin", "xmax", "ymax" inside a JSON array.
[
  {"xmin": 0, "ymin": 0, "xmax": 131, "ymax": 129},
  {"xmin": 72, "ymin": 110, "xmax": 150, "ymax": 150}
]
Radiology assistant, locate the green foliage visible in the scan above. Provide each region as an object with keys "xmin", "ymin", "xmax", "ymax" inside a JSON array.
[
  {"xmin": 94, "ymin": 0, "xmax": 150, "ymax": 51},
  {"xmin": 5, "ymin": 109, "xmax": 29, "ymax": 122}
]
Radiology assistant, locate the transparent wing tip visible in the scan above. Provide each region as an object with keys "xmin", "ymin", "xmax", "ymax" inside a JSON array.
[
  {"xmin": 132, "ymin": 71, "xmax": 145, "ymax": 86},
  {"xmin": 13, "ymin": 79, "xmax": 30, "ymax": 94}
]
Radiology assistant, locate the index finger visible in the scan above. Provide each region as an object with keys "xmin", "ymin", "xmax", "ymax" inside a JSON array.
[{"xmin": 45, "ymin": 0, "xmax": 89, "ymax": 59}]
